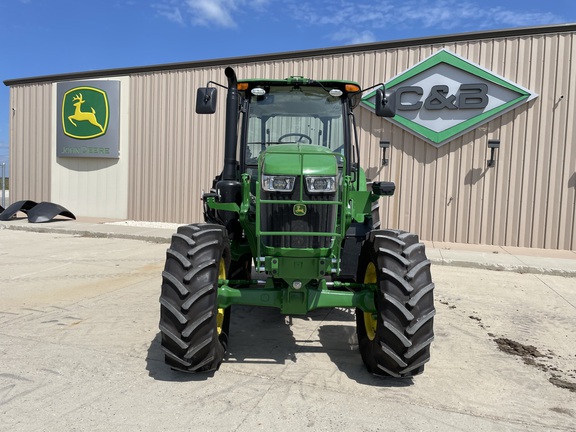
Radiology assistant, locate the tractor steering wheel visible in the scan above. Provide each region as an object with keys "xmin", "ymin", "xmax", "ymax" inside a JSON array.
[{"xmin": 278, "ymin": 133, "xmax": 313, "ymax": 144}]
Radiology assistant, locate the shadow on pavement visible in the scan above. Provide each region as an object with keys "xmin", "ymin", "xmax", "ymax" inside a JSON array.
[
  {"xmin": 146, "ymin": 305, "xmax": 413, "ymax": 387},
  {"xmin": 145, "ymin": 332, "xmax": 218, "ymax": 382}
]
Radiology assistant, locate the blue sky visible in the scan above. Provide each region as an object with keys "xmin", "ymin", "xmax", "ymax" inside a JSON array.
[{"xmin": 1, "ymin": 0, "xmax": 575, "ymax": 177}]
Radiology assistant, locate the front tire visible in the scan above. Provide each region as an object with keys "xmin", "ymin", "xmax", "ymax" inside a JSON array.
[
  {"xmin": 159, "ymin": 223, "xmax": 230, "ymax": 372},
  {"xmin": 356, "ymin": 229, "xmax": 435, "ymax": 377}
]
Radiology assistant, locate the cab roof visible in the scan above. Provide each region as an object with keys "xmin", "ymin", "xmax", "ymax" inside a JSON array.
[{"xmin": 237, "ymin": 76, "xmax": 363, "ymax": 108}]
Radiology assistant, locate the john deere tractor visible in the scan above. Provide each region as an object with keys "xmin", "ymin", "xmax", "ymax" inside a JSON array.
[{"xmin": 159, "ymin": 67, "xmax": 435, "ymax": 377}]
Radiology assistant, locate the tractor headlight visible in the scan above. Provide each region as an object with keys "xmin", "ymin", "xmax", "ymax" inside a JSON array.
[
  {"xmin": 262, "ymin": 175, "xmax": 296, "ymax": 192},
  {"xmin": 305, "ymin": 176, "xmax": 336, "ymax": 193}
]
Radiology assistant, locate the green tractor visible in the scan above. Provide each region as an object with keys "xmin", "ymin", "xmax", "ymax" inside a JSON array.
[{"xmin": 159, "ymin": 67, "xmax": 435, "ymax": 377}]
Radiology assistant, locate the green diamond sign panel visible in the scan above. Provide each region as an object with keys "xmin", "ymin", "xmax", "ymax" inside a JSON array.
[
  {"xmin": 361, "ymin": 49, "xmax": 538, "ymax": 147},
  {"xmin": 56, "ymin": 80, "xmax": 120, "ymax": 158}
]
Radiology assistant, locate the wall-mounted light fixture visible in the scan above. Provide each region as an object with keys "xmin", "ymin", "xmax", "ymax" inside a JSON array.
[
  {"xmin": 380, "ymin": 140, "xmax": 390, "ymax": 166},
  {"xmin": 487, "ymin": 139, "xmax": 500, "ymax": 168}
]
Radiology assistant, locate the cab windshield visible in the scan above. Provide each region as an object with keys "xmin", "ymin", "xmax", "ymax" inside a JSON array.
[{"xmin": 244, "ymin": 86, "xmax": 345, "ymax": 164}]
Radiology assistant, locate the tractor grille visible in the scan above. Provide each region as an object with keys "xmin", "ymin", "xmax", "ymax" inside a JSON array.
[{"xmin": 260, "ymin": 178, "xmax": 336, "ymax": 248}]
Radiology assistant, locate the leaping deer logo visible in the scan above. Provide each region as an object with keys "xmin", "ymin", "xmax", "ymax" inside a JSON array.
[{"xmin": 68, "ymin": 93, "xmax": 104, "ymax": 132}]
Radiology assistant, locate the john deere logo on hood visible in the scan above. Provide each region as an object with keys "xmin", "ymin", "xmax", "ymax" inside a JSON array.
[
  {"xmin": 361, "ymin": 49, "xmax": 537, "ymax": 147},
  {"xmin": 293, "ymin": 204, "xmax": 307, "ymax": 216},
  {"xmin": 62, "ymin": 87, "xmax": 109, "ymax": 139}
]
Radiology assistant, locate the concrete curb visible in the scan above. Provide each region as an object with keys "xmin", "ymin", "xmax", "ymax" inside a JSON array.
[
  {"xmin": 429, "ymin": 258, "xmax": 576, "ymax": 278},
  {"xmin": 3, "ymin": 221, "xmax": 576, "ymax": 278},
  {"xmin": 3, "ymin": 223, "xmax": 172, "ymax": 244}
]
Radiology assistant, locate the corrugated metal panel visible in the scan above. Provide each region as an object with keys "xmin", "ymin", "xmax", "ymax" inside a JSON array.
[
  {"xmin": 128, "ymin": 67, "xmax": 227, "ymax": 223},
  {"xmin": 9, "ymin": 83, "xmax": 52, "ymax": 202},
  {"xmin": 125, "ymin": 30, "xmax": 575, "ymax": 249},
  {"xmin": 352, "ymin": 32, "xmax": 576, "ymax": 250},
  {"xmin": 9, "ymin": 28, "xmax": 575, "ymax": 250}
]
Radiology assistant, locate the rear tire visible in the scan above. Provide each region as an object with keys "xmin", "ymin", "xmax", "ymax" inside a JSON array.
[
  {"xmin": 159, "ymin": 223, "xmax": 230, "ymax": 372},
  {"xmin": 356, "ymin": 229, "xmax": 435, "ymax": 377}
]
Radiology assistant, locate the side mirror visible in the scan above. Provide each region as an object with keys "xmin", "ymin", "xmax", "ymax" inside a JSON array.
[
  {"xmin": 196, "ymin": 87, "xmax": 217, "ymax": 114},
  {"xmin": 375, "ymin": 88, "xmax": 396, "ymax": 118},
  {"xmin": 372, "ymin": 181, "xmax": 395, "ymax": 196}
]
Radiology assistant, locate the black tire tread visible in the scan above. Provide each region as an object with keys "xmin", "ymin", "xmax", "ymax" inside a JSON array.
[
  {"xmin": 356, "ymin": 229, "xmax": 435, "ymax": 378},
  {"xmin": 159, "ymin": 223, "xmax": 230, "ymax": 372}
]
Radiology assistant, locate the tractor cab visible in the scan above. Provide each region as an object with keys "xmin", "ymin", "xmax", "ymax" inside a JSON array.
[{"xmin": 238, "ymin": 78, "xmax": 359, "ymax": 169}]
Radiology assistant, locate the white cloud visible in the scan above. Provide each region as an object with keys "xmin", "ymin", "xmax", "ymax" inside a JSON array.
[
  {"xmin": 155, "ymin": 0, "xmax": 566, "ymax": 42},
  {"xmin": 490, "ymin": 9, "xmax": 563, "ymax": 27},
  {"xmin": 155, "ymin": 3, "xmax": 185, "ymax": 25},
  {"xmin": 291, "ymin": 0, "xmax": 565, "ymax": 31},
  {"xmin": 186, "ymin": 0, "xmax": 237, "ymax": 28},
  {"xmin": 364, "ymin": 1, "xmax": 565, "ymax": 31},
  {"xmin": 331, "ymin": 29, "xmax": 377, "ymax": 45},
  {"xmin": 155, "ymin": 0, "xmax": 271, "ymax": 28}
]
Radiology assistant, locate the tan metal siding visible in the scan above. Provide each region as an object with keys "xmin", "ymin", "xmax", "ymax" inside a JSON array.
[
  {"xmin": 9, "ymin": 28, "xmax": 575, "ymax": 250},
  {"xmin": 560, "ymin": 35, "xmax": 576, "ymax": 251},
  {"xmin": 125, "ymin": 30, "xmax": 575, "ymax": 249},
  {"xmin": 128, "ymin": 67, "xmax": 226, "ymax": 223},
  {"xmin": 9, "ymin": 83, "xmax": 52, "ymax": 202},
  {"xmin": 352, "ymin": 32, "xmax": 576, "ymax": 250}
]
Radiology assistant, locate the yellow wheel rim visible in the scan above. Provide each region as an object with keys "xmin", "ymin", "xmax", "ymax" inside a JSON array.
[
  {"xmin": 216, "ymin": 259, "xmax": 226, "ymax": 335},
  {"xmin": 363, "ymin": 262, "xmax": 378, "ymax": 341}
]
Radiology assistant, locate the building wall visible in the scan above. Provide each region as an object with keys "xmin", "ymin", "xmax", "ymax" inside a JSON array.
[
  {"xmin": 50, "ymin": 77, "xmax": 131, "ymax": 219},
  {"xmin": 8, "ymin": 28, "xmax": 576, "ymax": 250},
  {"xmin": 358, "ymin": 33, "xmax": 576, "ymax": 250},
  {"xmin": 128, "ymin": 68, "xmax": 225, "ymax": 223},
  {"xmin": 9, "ymin": 83, "xmax": 52, "ymax": 202}
]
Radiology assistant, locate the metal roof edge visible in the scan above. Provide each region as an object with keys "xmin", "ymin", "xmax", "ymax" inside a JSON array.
[{"xmin": 4, "ymin": 23, "xmax": 576, "ymax": 87}]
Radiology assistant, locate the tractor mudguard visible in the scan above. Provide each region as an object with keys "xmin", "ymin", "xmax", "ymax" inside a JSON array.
[
  {"xmin": 26, "ymin": 202, "xmax": 76, "ymax": 223},
  {"xmin": 338, "ymin": 221, "xmax": 372, "ymax": 281},
  {"xmin": 0, "ymin": 200, "xmax": 38, "ymax": 221}
]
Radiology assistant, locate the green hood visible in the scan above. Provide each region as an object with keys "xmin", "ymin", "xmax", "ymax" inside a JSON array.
[{"xmin": 260, "ymin": 144, "xmax": 339, "ymax": 176}]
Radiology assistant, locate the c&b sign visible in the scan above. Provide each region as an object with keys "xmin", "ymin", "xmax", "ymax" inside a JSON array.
[{"xmin": 361, "ymin": 49, "xmax": 538, "ymax": 147}]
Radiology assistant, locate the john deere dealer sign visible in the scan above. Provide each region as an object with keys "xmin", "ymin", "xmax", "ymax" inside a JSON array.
[
  {"xmin": 57, "ymin": 80, "xmax": 120, "ymax": 158},
  {"xmin": 361, "ymin": 49, "xmax": 537, "ymax": 147}
]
